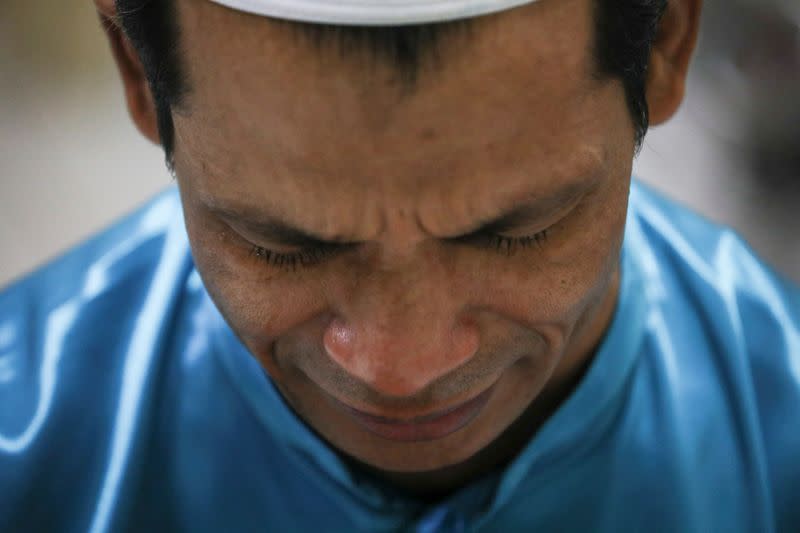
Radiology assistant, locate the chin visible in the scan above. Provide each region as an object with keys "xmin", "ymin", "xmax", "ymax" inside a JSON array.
[{"xmin": 352, "ymin": 432, "xmax": 496, "ymax": 474}]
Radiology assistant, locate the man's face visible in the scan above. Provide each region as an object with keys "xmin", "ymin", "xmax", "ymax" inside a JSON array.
[{"xmin": 172, "ymin": 0, "xmax": 635, "ymax": 474}]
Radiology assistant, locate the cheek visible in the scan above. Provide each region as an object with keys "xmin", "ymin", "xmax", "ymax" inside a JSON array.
[
  {"xmin": 182, "ymin": 206, "xmax": 326, "ymax": 343},
  {"xmin": 481, "ymin": 188, "xmax": 627, "ymax": 330}
]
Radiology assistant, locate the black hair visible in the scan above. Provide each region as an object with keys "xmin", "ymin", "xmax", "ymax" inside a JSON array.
[{"xmin": 114, "ymin": 0, "xmax": 667, "ymax": 166}]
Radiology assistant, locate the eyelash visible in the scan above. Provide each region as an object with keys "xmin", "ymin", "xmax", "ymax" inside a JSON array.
[
  {"xmin": 249, "ymin": 244, "xmax": 343, "ymax": 271},
  {"xmin": 470, "ymin": 229, "xmax": 550, "ymax": 256},
  {"xmin": 249, "ymin": 229, "xmax": 550, "ymax": 271}
]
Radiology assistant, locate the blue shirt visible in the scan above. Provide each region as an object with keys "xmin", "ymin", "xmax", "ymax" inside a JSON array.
[{"xmin": 1, "ymin": 179, "xmax": 798, "ymax": 532}]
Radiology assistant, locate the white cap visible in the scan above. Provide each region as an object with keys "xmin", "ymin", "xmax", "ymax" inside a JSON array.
[{"xmin": 206, "ymin": 0, "xmax": 539, "ymax": 26}]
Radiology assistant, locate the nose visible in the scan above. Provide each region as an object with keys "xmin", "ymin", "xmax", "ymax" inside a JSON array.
[{"xmin": 322, "ymin": 272, "xmax": 479, "ymax": 398}]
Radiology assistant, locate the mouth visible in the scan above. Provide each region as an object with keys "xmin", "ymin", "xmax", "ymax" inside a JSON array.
[{"xmin": 330, "ymin": 385, "xmax": 497, "ymax": 443}]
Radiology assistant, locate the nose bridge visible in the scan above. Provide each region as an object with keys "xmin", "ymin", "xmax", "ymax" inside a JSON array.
[
  {"xmin": 323, "ymin": 265, "xmax": 479, "ymax": 398},
  {"xmin": 373, "ymin": 263, "xmax": 433, "ymax": 326}
]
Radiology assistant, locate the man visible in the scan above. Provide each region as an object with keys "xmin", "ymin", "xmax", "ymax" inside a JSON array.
[{"xmin": 0, "ymin": 0, "xmax": 798, "ymax": 531}]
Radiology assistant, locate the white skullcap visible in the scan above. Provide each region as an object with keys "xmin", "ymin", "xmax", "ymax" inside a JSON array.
[{"xmin": 206, "ymin": 0, "xmax": 539, "ymax": 26}]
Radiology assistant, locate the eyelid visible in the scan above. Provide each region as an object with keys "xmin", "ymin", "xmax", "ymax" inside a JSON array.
[
  {"xmin": 448, "ymin": 227, "xmax": 547, "ymax": 248},
  {"xmin": 460, "ymin": 191, "xmax": 584, "ymax": 241},
  {"xmin": 452, "ymin": 207, "xmax": 567, "ymax": 244},
  {"xmin": 239, "ymin": 194, "xmax": 581, "ymax": 271},
  {"xmin": 228, "ymin": 219, "xmax": 335, "ymax": 253},
  {"xmin": 251, "ymin": 238, "xmax": 351, "ymax": 257}
]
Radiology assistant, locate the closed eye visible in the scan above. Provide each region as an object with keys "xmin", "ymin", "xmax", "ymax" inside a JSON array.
[
  {"xmin": 249, "ymin": 227, "xmax": 551, "ymax": 272},
  {"xmin": 449, "ymin": 229, "xmax": 550, "ymax": 256}
]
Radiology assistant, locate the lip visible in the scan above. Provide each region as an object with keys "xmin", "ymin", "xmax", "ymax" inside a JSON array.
[{"xmin": 333, "ymin": 385, "xmax": 496, "ymax": 443}]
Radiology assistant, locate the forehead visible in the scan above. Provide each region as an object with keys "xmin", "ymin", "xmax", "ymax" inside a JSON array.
[{"xmin": 172, "ymin": 0, "xmax": 611, "ymax": 213}]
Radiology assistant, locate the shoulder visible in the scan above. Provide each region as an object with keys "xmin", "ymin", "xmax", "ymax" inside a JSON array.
[
  {"xmin": 627, "ymin": 179, "xmax": 800, "ymax": 528},
  {"xmin": 0, "ymin": 186, "xmax": 194, "ymax": 377},
  {"xmin": 627, "ymin": 178, "xmax": 799, "ymax": 344},
  {"xmin": 0, "ymin": 187, "xmax": 189, "ymax": 326},
  {"xmin": 0, "ymin": 184, "xmax": 192, "ymax": 396},
  {"xmin": 0, "ymin": 187, "xmax": 197, "ymax": 528}
]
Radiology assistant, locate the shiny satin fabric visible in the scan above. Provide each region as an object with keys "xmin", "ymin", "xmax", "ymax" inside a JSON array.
[{"xmin": 0, "ymin": 180, "xmax": 798, "ymax": 532}]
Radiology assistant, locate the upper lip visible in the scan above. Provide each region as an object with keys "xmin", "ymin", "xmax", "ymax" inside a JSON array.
[{"xmin": 330, "ymin": 385, "xmax": 494, "ymax": 425}]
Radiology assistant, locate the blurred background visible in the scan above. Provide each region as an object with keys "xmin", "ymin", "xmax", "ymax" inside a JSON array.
[{"xmin": 1, "ymin": 0, "xmax": 798, "ymax": 287}]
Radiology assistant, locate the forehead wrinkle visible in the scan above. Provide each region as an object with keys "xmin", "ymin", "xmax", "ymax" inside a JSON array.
[
  {"xmin": 187, "ymin": 163, "xmax": 387, "ymax": 243},
  {"xmin": 176, "ymin": 0, "xmax": 608, "ymax": 242}
]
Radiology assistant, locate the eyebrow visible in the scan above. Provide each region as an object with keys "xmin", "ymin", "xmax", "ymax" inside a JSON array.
[{"xmin": 206, "ymin": 179, "xmax": 595, "ymax": 247}]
